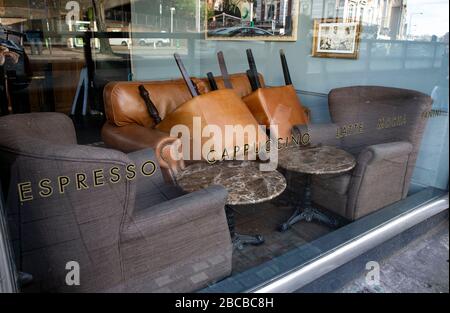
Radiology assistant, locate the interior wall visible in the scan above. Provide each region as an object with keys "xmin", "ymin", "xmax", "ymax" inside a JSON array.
[{"xmin": 130, "ymin": 0, "xmax": 449, "ymax": 190}]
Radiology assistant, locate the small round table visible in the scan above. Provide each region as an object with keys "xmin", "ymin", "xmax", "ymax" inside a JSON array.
[
  {"xmin": 278, "ymin": 145, "xmax": 356, "ymax": 231},
  {"xmin": 176, "ymin": 161, "xmax": 287, "ymax": 249}
]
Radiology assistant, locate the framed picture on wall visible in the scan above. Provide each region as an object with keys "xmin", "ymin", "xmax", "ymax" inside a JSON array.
[
  {"xmin": 206, "ymin": 0, "xmax": 300, "ymax": 41},
  {"xmin": 312, "ymin": 19, "xmax": 362, "ymax": 59}
]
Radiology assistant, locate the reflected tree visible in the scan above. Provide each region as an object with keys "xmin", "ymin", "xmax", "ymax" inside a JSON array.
[{"xmin": 92, "ymin": 0, "xmax": 113, "ymax": 55}]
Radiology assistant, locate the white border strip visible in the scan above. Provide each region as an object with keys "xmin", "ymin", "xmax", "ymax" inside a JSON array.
[{"xmin": 253, "ymin": 194, "xmax": 449, "ymax": 293}]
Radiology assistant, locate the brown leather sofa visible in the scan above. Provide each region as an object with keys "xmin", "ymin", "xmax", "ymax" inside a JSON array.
[
  {"xmin": 101, "ymin": 73, "xmax": 269, "ymax": 182},
  {"xmin": 102, "ymin": 78, "xmax": 189, "ymax": 183},
  {"xmin": 102, "ymin": 73, "xmax": 312, "ymax": 182}
]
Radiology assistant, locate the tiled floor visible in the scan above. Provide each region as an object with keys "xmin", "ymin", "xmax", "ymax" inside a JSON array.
[{"xmin": 231, "ymin": 191, "xmax": 332, "ymax": 275}]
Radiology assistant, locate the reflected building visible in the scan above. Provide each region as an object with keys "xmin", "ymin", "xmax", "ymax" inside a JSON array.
[
  {"xmin": 253, "ymin": 0, "xmax": 294, "ymax": 29},
  {"xmin": 306, "ymin": 0, "xmax": 408, "ymax": 40},
  {"xmin": 344, "ymin": 0, "xmax": 408, "ymax": 40},
  {"xmin": 207, "ymin": 0, "xmax": 295, "ymax": 31},
  {"xmin": 0, "ymin": 0, "xmax": 131, "ymax": 33}
]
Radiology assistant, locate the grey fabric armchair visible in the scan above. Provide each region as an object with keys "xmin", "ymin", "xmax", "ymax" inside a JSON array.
[
  {"xmin": 295, "ymin": 86, "xmax": 433, "ymax": 221},
  {"xmin": 0, "ymin": 112, "xmax": 232, "ymax": 292}
]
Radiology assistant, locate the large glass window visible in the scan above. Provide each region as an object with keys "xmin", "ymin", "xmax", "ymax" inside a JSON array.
[{"xmin": 0, "ymin": 0, "xmax": 448, "ymax": 294}]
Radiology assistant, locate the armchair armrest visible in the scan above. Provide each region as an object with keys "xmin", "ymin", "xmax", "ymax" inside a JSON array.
[
  {"xmin": 347, "ymin": 141, "xmax": 414, "ymax": 219},
  {"xmin": 101, "ymin": 122, "xmax": 184, "ymax": 175},
  {"xmin": 121, "ymin": 185, "xmax": 228, "ymax": 241},
  {"xmin": 358, "ymin": 141, "xmax": 413, "ymax": 166},
  {"xmin": 293, "ymin": 123, "xmax": 342, "ymax": 146}
]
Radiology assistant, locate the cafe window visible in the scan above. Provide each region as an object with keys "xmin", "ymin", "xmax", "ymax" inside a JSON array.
[{"xmin": 0, "ymin": 0, "xmax": 448, "ymax": 293}]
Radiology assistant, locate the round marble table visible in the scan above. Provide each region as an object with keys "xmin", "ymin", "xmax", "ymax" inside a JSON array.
[
  {"xmin": 278, "ymin": 145, "xmax": 356, "ymax": 231},
  {"xmin": 176, "ymin": 161, "xmax": 287, "ymax": 249}
]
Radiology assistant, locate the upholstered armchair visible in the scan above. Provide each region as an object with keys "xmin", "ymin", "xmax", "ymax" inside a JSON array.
[
  {"xmin": 295, "ymin": 86, "xmax": 433, "ymax": 221},
  {"xmin": 0, "ymin": 112, "xmax": 232, "ymax": 292}
]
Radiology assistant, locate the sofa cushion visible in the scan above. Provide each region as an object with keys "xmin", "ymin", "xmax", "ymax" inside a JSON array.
[
  {"xmin": 242, "ymin": 85, "xmax": 309, "ymax": 139},
  {"xmin": 104, "ymin": 79, "xmax": 192, "ymax": 128},
  {"xmin": 156, "ymin": 89, "xmax": 267, "ymax": 161}
]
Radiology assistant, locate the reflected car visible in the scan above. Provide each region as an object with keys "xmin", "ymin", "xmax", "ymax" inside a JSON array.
[
  {"xmin": 138, "ymin": 31, "xmax": 170, "ymax": 47},
  {"xmin": 207, "ymin": 27, "xmax": 229, "ymax": 36},
  {"xmin": 109, "ymin": 38, "xmax": 131, "ymax": 47},
  {"xmin": 208, "ymin": 27, "xmax": 274, "ymax": 37}
]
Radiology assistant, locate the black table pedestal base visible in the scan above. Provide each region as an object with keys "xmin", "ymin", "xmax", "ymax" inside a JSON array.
[
  {"xmin": 279, "ymin": 207, "xmax": 338, "ymax": 232},
  {"xmin": 232, "ymin": 233, "xmax": 265, "ymax": 250},
  {"xmin": 279, "ymin": 174, "xmax": 339, "ymax": 232},
  {"xmin": 226, "ymin": 205, "xmax": 265, "ymax": 250}
]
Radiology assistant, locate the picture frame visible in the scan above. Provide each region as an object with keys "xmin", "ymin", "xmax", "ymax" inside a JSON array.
[
  {"xmin": 205, "ymin": 0, "xmax": 300, "ymax": 42},
  {"xmin": 312, "ymin": 18, "xmax": 362, "ymax": 59}
]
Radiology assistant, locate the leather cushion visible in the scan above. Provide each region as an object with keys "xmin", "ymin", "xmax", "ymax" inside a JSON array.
[
  {"xmin": 242, "ymin": 85, "xmax": 309, "ymax": 139},
  {"xmin": 156, "ymin": 89, "xmax": 267, "ymax": 161},
  {"xmin": 104, "ymin": 73, "xmax": 266, "ymax": 129},
  {"xmin": 104, "ymin": 79, "xmax": 192, "ymax": 128}
]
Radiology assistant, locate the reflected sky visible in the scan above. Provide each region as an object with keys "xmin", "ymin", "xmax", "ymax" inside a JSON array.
[{"xmin": 408, "ymin": 0, "xmax": 449, "ymax": 36}]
